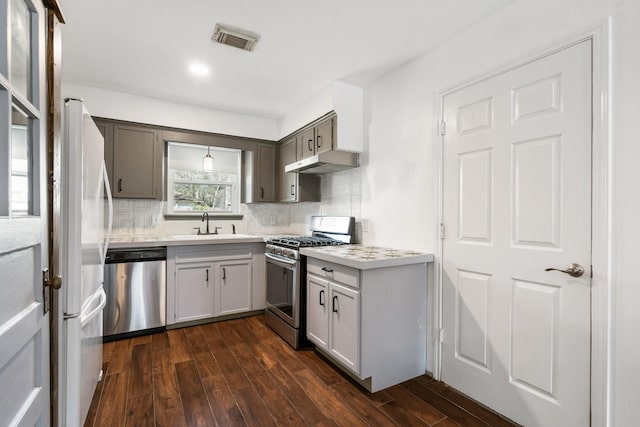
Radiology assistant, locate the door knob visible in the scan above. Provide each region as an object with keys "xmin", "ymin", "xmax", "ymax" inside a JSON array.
[
  {"xmin": 545, "ymin": 263, "xmax": 584, "ymax": 278},
  {"xmin": 43, "ymin": 269, "xmax": 62, "ymax": 289}
]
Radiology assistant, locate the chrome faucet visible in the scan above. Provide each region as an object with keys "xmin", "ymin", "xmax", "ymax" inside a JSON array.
[{"xmin": 201, "ymin": 212, "xmax": 210, "ymax": 234}]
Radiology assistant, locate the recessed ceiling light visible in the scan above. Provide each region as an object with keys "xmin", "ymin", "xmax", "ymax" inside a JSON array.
[{"xmin": 189, "ymin": 63, "xmax": 210, "ymax": 77}]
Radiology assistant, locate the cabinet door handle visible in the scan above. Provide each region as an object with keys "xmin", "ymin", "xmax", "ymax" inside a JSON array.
[
  {"xmin": 290, "ymin": 184, "xmax": 295, "ymax": 196},
  {"xmin": 307, "ymin": 139, "xmax": 313, "ymax": 152},
  {"xmin": 316, "ymin": 135, "xmax": 322, "ymax": 148},
  {"xmin": 319, "ymin": 290, "xmax": 325, "ymax": 306},
  {"xmin": 321, "ymin": 267, "xmax": 333, "ymax": 273},
  {"xmin": 205, "ymin": 269, "xmax": 209, "ymax": 283},
  {"xmin": 260, "ymin": 187, "xmax": 264, "ymax": 198},
  {"xmin": 332, "ymin": 295, "xmax": 338, "ymax": 313},
  {"xmin": 222, "ymin": 267, "xmax": 226, "ymax": 281},
  {"xmin": 118, "ymin": 178, "xmax": 122, "ymax": 192}
]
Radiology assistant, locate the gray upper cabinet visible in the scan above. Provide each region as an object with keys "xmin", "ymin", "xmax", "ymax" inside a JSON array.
[
  {"xmin": 299, "ymin": 127, "xmax": 315, "ymax": 160},
  {"xmin": 95, "ymin": 120, "xmax": 114, "ymax": 192},
  {"xmin": 279, "ymin": 136, "xmax": 298, "ymax": 202},
  {"xmin": 315, "ymin": 117, "xmax": 333, "ymax": 155},
  {"xmin": 96, "ymin": 119, "xmax": 163, "ymax": 200},
  {"xmin": 298, "ymin": 116, "xmax": 335, "ymax": 160},
  {"xmin": 279, "ymin": 136, "xmax": 320, "ymax": 203},
  {"xmin": 256, "ymin": 143, "xmax": 277, "ymax": 202}
]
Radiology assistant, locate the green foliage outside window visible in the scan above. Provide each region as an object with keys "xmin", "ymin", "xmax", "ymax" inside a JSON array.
[{"xmin": 172, "ymin": 182, "xmax": 232, "ymax": 212}]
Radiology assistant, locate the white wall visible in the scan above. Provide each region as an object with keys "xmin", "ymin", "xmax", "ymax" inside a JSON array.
[
  {"xmin": 278, "ymin": 85, "xmax": 333, "ymax": 138},
  {"xmin": 358, "ymin": 0, "xmax": 637, "ymax": 424},
  {"xmin": 610, "ymin": 1, "xmax": 640, "ymax": 424},
  {"xmin": 62, "ymin": 82, "xmax": 279, "ymax": 140},
  {"xmin": 277, "ymin": 82, "xmax": 364, "ymax": 153},
  {"xmin": 361, "ymin": 0, "xmax": 613, "ymax": 251}
]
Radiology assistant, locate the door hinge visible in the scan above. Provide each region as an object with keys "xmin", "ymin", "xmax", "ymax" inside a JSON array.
[
  {"xmin": 439, "ymin": 223, "xmax": 446, "ymax": 240},
  {"xmin": 439, "ymin": 328, "xmax": 445, "ymax": 343},
  {"xmin": 439, "ymin": 121, "xmax": 446, "ymax": 135}
]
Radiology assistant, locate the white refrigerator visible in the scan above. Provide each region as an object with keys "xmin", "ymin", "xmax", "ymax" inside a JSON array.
[{"xmin": 58, "ymin": 98, "xmax": 113, "ymax": 426}]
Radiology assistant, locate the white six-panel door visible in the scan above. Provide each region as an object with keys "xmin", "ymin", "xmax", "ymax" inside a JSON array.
[{"xmin": 441, "ymin": 40, "xmax": 592, "ymax": 426}]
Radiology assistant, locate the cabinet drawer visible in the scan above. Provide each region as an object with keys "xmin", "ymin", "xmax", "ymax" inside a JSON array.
[
  {"xmin": 307, "ymin": 258, "xmax": 359, "ymax": 289},
  {"xmin": 173, "ymin": 245, "xmax": 252, "ymax": 263}
]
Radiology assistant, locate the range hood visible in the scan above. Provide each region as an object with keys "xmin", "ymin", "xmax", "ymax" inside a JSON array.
[{"xmin": 285, "ymin": 150, "xmax": 359, "ymax": 174}]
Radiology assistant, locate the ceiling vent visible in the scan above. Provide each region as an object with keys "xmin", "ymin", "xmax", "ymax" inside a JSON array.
[{"xmin": 212, "ymin": 24, "xmax": 260, "ymax": 52}]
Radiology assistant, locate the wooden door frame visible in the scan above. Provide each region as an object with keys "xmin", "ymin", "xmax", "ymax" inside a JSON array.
[
  {"xmin": 434, "ymin": 21, "xmax": 612, "ymax": 426},
  {"xmin": 44, "ymin": 1, "xmax": 64, "ymax": 425}
]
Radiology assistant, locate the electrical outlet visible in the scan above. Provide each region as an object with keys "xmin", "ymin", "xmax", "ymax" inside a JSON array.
[
  {"xmin": 270, "ymin": 215, "xmax": 276, "ymax": 225},
  {"xmin": 151, "ymin": 213, "xmax": 160, "ymax": 226}
]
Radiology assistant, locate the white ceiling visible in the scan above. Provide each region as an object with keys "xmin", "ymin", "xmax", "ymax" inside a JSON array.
[{"xmin": 61, "ymin": 0, "xmax": 512, "ymax": 119}]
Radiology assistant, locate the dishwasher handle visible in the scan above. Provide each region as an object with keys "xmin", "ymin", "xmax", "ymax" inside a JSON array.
[{"xmin": 105, "ymin": 247, "xmax": 167, "ymax": 263}]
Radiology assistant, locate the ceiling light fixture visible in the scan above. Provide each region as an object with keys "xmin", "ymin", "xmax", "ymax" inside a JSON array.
[
  {"xmin": 203, "ymin": 146, "xmax": 214, "ymax": 171},
  {"xmin": 189, "ymin": 63, "xmax": 210, "ymax": 77}
]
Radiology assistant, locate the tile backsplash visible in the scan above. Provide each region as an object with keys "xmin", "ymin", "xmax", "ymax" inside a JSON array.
[{"xmin": 108, "ymin": 168, "xmax": 363, "ymax": 241}]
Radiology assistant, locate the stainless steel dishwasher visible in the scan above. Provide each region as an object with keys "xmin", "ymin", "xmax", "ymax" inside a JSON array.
[{"xmin": 103, "ymin": 247, "xmax": 166, "ymax": 340}]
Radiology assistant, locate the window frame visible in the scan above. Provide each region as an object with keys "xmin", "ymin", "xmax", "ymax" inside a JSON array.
[
  {"xmin": 0, "ymin": 0, "xmax": 42, "ymax": 218},
  {"xmin": 159, "ymin": 127, "xmax": 267, "ymax": 220},
  {"xmin": 165, "ymin": 141, "xmax": 242, "ymax": 217}
]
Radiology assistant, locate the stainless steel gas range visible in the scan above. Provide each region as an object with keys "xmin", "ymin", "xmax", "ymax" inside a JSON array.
[{"xmin": 264, "ymin": 216, "xmax": 355, "ymax": 348}]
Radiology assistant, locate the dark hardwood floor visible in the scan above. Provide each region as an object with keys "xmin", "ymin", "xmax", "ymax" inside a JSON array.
[{"xmin": 84, "ymin": 315, "xmax": 518, "ymax": 427}]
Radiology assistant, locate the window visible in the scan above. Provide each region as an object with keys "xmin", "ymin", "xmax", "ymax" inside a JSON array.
[
  {"xmin": 1, "ymin": 0, "xmax": 39, "ymax": 218},
  {"xmin": 11, "ymin": 105, "xmax": 32, "ymax": 216},
  {"xmin": 166, "ymin": 142, "xmax": 241, "ymax": 215},
  {"xmin": 10, "ymin": 0, "xmax": 33, "ymax": 101}
]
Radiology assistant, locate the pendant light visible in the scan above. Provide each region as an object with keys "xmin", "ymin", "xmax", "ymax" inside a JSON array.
[{"xmin": 203, "ymin": 146, "xmax": 214, "ymax": 171}]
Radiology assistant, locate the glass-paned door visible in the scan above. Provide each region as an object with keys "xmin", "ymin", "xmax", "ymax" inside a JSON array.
[{"xmin": 0, "ymin": 0, "xmax": 50, "ymax": 425}]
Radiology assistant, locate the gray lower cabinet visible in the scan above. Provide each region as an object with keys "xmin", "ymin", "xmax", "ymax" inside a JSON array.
[
  {"xmin": 167, "ymin": 243, "xmax": 266, "ymax": 326},
  {"xmin": 217, "ymin": 260, "xmax": 252, "ymax": 316},
  {"xmin": 306, "ymin": 256, "xmax": 427, "ymax": 392},
  {"xmin": 174, "ymin": 261, "xmax": 216, "ymax": 323},
  {"xmin": 279, "ymin": 136, "xmax": 319, "ymax": 202},
  {"xmin": 95, "ymin": 119, "xmax": 163, "ymax": 200}
]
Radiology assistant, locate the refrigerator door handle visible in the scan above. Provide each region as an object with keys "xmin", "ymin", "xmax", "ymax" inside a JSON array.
[
  {"xmin": 101, "ymin": 160, "xmax": 114, "ymax": 268},
  {"xmin": 80, "ymin": 287, "xmax": 107, "ymax": 328}
]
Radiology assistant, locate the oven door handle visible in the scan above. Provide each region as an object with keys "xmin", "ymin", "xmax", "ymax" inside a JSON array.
[{"xmin": 265, "ymin": 252, "xmax": 298, "ymax": 267}]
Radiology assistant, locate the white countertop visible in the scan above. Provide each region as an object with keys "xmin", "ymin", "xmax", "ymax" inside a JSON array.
[
  {"xmin": 300, "ymin": 245, "xmax": 434, "ymax": 270},
  {"xmin": 107, "ymin": 233, "xmax": 267, "ymax": 249}
]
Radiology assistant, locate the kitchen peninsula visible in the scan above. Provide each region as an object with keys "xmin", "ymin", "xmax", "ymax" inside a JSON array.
[{"xmin": 302, "ymin": 244, "xmax": 433, "ymax": 392}]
